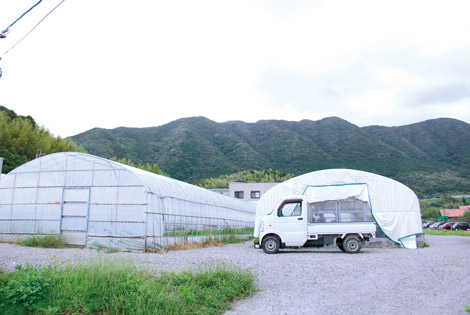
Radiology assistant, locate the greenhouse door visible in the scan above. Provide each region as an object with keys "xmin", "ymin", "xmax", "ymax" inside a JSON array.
[{"xmin": 60, "ymin": 187, "xmax": 90, "ymax": 246}]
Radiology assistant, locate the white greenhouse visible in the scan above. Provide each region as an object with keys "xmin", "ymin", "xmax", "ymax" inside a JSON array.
[
  {"xmin": 255, "ymin": 169, "xmax": 423, "ymax": 249},
  {"xmin": 0, "ymin": 152, "xmax": 256, "ymax": 251}
]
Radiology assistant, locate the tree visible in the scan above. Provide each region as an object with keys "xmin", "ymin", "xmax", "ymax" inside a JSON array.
[
  {"xmin": 461, "ymin": 211, "xmax": 470, "ymax": 223},
  {"xmin": 0, "ymin": 108, "xmax": 83, "ymax": 173},
  {"xmin": 110, "ymin": 156, "xmax": 168, "ymax": 176},
  {"xmin": 194, "ymin": 169, "xmax": 295, "ymax": 189}
]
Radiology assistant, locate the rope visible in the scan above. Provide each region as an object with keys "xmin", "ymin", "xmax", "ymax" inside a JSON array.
[
  {"xmin": 1, "ymin": 0, "xmax": 43, "ymax": 38},
  {"xmin": 1, "ymin": 0, "xmax": 67, "ymax": 58}
]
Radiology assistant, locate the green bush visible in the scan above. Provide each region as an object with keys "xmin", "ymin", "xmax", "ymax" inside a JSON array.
[
  {"xmin": 0, "ymin": 264, "xmax": 57, "ymax": 314},
  {"xmin": 0, "ymin": 259, "xmax": 256, "ymax": 315}
]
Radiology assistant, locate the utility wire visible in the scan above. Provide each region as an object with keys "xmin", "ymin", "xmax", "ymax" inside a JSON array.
[
  {"xmin": 1, "ymin": 0, "xmax": 43, "ymax": 38},
  {"xmin": 1, "ymin": 0, "xmax": 67, "ymax": 58}
]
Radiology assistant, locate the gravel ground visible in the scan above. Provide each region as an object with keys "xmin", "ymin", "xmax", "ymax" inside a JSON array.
[{"xmin": 0, "ymin": 235, "xmax": 469, "ymax": 315}]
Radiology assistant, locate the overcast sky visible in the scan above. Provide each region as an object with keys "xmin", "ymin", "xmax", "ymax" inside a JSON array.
[{"xmin": 1, "ymin": 0, "xmax": 469, "ymax": 137}]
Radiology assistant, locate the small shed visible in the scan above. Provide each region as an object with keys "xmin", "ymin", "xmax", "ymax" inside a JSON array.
[
  {"xmin": 255, "ymin": 169, "xmax": 423, "ymax": 249},
  {"xmin": 0, "ymin": 152, "xmax": 256, "ymax": 250}
]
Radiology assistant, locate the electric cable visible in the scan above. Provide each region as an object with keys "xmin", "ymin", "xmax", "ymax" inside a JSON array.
[
  {"xmin": 1, "ymin": 0, "xmax": 67, "ymax": 58},
  {"xmin": 0, "ymin": 0, "xmax": 67, "ymax": 78},
  {"xmin": 1, "ymin": 0, "xmax": 43, "ymax": 39}
]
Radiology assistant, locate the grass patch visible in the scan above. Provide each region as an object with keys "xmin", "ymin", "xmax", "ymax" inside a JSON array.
[
  {"xmin": 0, "ymin": 259, "xmax": 256, "ymax": 315},
  {"xmin": 220, "ymin": 235, "xmax": 251, "ymax": 244},
  {"xmin": 157, "ymin": 236, "xmax": 252, "ymax": 253},
  {"xmin": 424, "ymin": 230, "xmax": 470, "ymax": 236},
  {"xmin": 18, "ymin": 235, "xmax": 66, "ymax": 248},
  {"xmin": 158, "ymin": 238, "xmax": 224, "ymax": 253},
  {"xmin": 104, "ymin": 248, "xmax": 120, "ymax": 254},
  {"xmin": 164, "ymin": 227, "xmax": 254, "ymax": 237},
  {"xmin": 466, "ymin": 305, "xmax": 470, "ymax": 312},
  {"xmin": 419, "ymin": 242, "xmax": 430, "ymax": 248}
]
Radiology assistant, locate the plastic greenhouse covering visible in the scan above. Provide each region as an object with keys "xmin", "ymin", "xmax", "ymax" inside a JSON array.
[
  {"xmin": 0, "ymin": 152, "xmax": 256, "ymax": 251},
  {"xmin": 254, "ymin": 169, "xmax": 423, "ymax": 249}
]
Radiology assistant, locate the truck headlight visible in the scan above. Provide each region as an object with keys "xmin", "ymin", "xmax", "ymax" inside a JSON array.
[{"xmin": 260, "ymin": 221, "xmax": 265, "ymax": 232}]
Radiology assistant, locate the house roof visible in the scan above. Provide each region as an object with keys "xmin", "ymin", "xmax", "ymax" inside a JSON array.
[
  {"xmin": 440, "ymin": 208, "xmax": 465, "ymax": 217},
  {"xmin": 459, "ymin": 206, "xmax": 470, "ymax": 212}
]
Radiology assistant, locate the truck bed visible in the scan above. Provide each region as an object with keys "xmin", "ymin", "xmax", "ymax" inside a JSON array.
[{"xmin": 307, "ymin": 222, "xmax": 376, "ymax": 236}]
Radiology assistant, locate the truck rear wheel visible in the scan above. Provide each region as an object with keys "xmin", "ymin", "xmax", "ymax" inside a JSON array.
[
  {"xmin": 336, "ymin": 239, "xmax": 345, "ymax": 252},
  {"xmin": 343, "ymin": 236, "xmax": 362, "ymax": 254},
  {"xmin": 262, "ymin": 236, "xmax": 280, "ymax": 254}
]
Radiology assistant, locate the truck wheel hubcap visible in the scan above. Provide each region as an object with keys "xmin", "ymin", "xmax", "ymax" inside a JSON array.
[
  {"xmin": 266, "ymin": 240, "xmax": 276, "ymax": 250},
  {"xmin": 347, "ymin": 240, "xmax": 358, "ymax": 250}
]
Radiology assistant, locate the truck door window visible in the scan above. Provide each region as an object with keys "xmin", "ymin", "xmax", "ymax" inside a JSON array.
[
  {"xmin": 278, "ymin": 202, "xmax": 302, "ymax": 217},
  {"xmin": 310, "ymin": 201, "xmax": 337, "ymax": 223}
]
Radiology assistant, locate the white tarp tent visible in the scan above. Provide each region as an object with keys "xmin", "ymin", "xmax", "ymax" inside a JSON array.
[
  {"xmin": 255, "ymin": 169, "xmax": 423, "ymax": 249},
  {"xmin": 0, "ymin": 152, "xmax": 256, "ymax": 250}
]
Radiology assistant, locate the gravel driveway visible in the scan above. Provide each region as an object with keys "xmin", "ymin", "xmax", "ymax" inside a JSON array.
[{"xmin": 1, "ymin": 235, "xmax": 469, "ymax": 315}]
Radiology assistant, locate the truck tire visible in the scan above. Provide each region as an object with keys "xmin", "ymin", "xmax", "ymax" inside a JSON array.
[
  {"xmin": 262, "ymin": 236, "xmax": 280, "ymax": 254},
  {"xmin": 343, "ymin": 235, "xmax": 362, "ymax": 254},
  {"xmin": 336, "ymin": 239, "xmax": 345, "ymax": 252},
  {"xmin": 337, "ymin": 244, "xmax": 345, "ymax": 252}
]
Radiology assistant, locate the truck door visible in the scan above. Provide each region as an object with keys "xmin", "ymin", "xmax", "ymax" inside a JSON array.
[{"xmin": 274, "ymin": 200, "xmax": 307, "ymax": 246}]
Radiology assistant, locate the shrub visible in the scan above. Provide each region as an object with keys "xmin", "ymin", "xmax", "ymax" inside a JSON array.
[{"xmin": 0, "ymin": 264, "xmax": 58, "ymax": 314}]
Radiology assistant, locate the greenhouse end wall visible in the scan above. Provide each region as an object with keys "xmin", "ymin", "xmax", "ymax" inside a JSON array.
[{"xmin": 0, "ymin": 152, "xmax": 256, "ymax": 251}]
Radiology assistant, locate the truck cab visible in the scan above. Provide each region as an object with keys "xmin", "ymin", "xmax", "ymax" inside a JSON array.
[{"xmin": 256, "ymin": 196, "xmax": 376, "ymax": 254}]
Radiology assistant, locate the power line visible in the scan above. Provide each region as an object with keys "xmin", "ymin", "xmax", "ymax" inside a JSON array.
[
  {"xmin": 1, "ymin": 1, "xmax": 44, "ymax": 39},
  {"xmin": 1, "ymin": 0, "xmax": 67, "ymax": 58}
]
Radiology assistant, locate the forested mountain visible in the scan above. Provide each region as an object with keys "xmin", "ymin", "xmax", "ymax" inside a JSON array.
[{"xmin": 71, "ymin": 116, "xmax": 470, "ymax": 197}]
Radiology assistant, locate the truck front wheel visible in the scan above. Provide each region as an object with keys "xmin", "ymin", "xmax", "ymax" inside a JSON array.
[
  {"xmin": 343, "ymin": 236, "xmax": 362, "ymax": 254},
  {"xmin": 262, "ymin": 236, "xmax": 280, "ymax": 254}
]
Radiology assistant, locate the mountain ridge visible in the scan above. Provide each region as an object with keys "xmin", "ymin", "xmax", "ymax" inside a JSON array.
[{"xmin": 70, "ymin": 116, "xmax": 470, "ymax": 197}]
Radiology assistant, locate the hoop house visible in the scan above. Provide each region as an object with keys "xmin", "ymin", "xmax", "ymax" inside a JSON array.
[
  {"xmin": 255, "ymin": 169, "xmax": 423, "ymax": 249},
  {"xmin": 0, "ymin": 152, "xmax": 255, "ymax": 250}
]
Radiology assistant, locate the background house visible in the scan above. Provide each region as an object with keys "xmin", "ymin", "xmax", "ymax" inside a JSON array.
[
  {"xmin": 439, "ymin": 206, "xmax": 469, "ymax": 218},
  {"xmin": 210, "ymin": 182, "xmax": 280, "ymax": 202}
]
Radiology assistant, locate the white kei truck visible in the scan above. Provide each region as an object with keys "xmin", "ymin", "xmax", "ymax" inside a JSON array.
[{"xmin": 254, "ymin": 196, "xmax": 376, "ymax": 254}]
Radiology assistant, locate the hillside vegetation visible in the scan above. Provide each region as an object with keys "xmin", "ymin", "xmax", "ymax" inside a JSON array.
[
  {"xmin": 194, "ymin": 169, "xmax": 295, "ymax": 189},
  {"xmin": 2, "ymin": 104, "xmax": 469, "ymax": 198},
  {"xmin": 0, "ymin": 106, "xmax": 82, "ymax": 173},
  {"xmin": 71, "ymin": 116, "xmax": 470, "ymax": 197}
]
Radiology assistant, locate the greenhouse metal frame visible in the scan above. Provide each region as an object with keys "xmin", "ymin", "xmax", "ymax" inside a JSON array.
[{"xmin": 0, "ymin": 152, "xmax": 256, "ymax": 250}]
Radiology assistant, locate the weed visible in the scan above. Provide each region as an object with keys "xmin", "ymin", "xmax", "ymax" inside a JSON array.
[
  {"xmin": 221, "ymin": 234, "xmax": 251, "ymax": 244},
  {"xmin": 0, "ymin": 263, "xmax": 58, "ymax": 314},
  {"xmin": 0, "ymin": 259, "xmax": 256, "ymax": 315},
  {"xmin": 164, "ymin": 227, "xmax": 254, "ymax": 237},
  {"xmin": 159, "ymin": 238, "xmax": 224, "ymax": 253},
  {"xmin": 419, "ymin": 242, "xmax": 430, "ymax": 248},
  {"xmin": 465, "ymin": 305, "xmax": 470, "ymax": 312},
  {"xmin": 18, "ymin": 235, "xmax": 66, "ymax": 248},
  {"xmin": 104, "ymin": 248, "xmax": 120, "ymax": 254}
]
